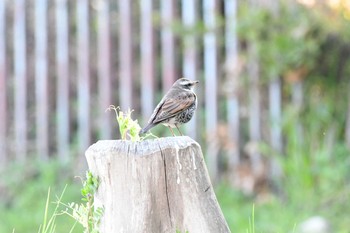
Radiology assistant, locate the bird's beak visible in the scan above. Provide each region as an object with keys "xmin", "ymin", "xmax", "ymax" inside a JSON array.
[{"xmin": 191, "ymin": 80, "xmax": 199, "ymax": 85}]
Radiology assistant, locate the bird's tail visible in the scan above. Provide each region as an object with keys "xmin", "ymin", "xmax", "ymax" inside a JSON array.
[{"xmin": 139, "ymin": 123, "xmax": 155, "ymax": 135}]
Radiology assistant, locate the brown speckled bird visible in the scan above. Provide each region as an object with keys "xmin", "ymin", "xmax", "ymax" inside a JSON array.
[{"xmin": 140, "ymin": 78, "xmax": 199, "ymax": 136}]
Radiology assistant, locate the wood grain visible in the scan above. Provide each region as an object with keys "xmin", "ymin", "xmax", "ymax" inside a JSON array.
[{"xmin": 86, "ymin": 136, "xmax": 231, "ymax": 233}]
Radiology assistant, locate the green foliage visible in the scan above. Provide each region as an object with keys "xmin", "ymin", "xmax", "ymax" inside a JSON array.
[
  {"xmin": 222, "ymin": 6, "xmax": 350, "ymax": 231},
  {"xmin": 80, "ymin": 171, "xmax": 99, "ymax": 201},
  {"xmin": 0, "ymin": 161, "xmax": 103, "ymax": 233},
  {"xmin": 217, "ymin": 179, "xmax": 350, "ymax": 232},
  {"xmin": 0, "ymin": 160, "xmax": 82, "ymax": 233},
  {"xmin": 106, "ymin": 105, "xmax": 142, "ymax": 141},
  {"xmin": 238, "ymin": 2, "xmax": 325, "ymax": 79},
  {"xmin": 217, "ymin": 81, "xmax": 350, "ymax": 232},
  {"xmin": 60, "ymin": 171, "xmax": 103, "ymax": 233},
  {"xmin": 281, "ymin": 84, "xmax": 348, "ymax": 194},
  {"xmin": 216, "ymin": 78, "xmax": 350, "ymax": 232},
  {"xmin": 236, "ymin": 1, "xmax": 350, "ymax": 88},
  {"xmin": 107, "ymin": 105, "xmax": 158, "ymax": 140}
]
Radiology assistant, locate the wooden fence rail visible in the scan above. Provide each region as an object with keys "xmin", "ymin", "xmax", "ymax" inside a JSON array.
[
  {"xmin": 14, "ymin": 0, "xmax": 27, "ymax": 162},
  {"xmin": 56, "ymin": 0, "xmax": 70, "ymax": 162},
  {"xmin": 0, "ymin": 0, "xmax": 6, "ymax": 168},
  {"xmin": 97, "ymin": 0, "xmax": 112, "ymax": 140},
  {"xmin": 35, "ymin": 0, "xmax": 49, "ymax": 160}
]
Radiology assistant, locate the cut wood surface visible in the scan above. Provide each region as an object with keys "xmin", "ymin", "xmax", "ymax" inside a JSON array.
[{"xmin": 85, "ymin": 136, "xmax": 231, "ymax": 233}]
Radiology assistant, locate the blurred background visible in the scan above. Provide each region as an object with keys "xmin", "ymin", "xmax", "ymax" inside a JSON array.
[{"xmin": 1, "ymin": 0, "xmax": 350, "ymax": 232}]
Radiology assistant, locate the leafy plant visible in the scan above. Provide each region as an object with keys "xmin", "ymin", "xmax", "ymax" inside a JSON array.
[
  {"xmin": 106, "ymin": 105, "xmax": 157, "ymax": 141},
  {"xmin": 60, "ymin": 171, "xmax": 103, "ymax": 233},
  {"xmin": 238, "ymin": 2, "xmax": 322, "ymax": 80},
  {"xmin": 106, "ymin": 105, "xmax": 142, "ymax": 141}
]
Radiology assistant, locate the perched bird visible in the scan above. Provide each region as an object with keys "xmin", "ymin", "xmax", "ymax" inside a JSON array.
[{"xmin": 140, "ymin": 78, "xmax": 199, "ymax": 136}]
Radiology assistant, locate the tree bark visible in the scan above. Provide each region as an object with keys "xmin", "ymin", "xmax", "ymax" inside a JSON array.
[{"xmin": 85, "ymin": 136, "xmax": 231, "ymax": 233}]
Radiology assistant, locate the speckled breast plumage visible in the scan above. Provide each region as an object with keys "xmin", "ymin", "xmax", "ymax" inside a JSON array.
[
  {"xmin": 175, "ymin": 101, "xmax": 197, "ymax": 124},
  {"xmin": 162, "ymin": 100, "xmax": 197, "ymax": 128}
]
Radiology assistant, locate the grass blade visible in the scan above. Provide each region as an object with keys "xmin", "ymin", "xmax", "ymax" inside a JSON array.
[{"xmin": 40, "ymin": 187, "xmax": 51, "ymax": 233}]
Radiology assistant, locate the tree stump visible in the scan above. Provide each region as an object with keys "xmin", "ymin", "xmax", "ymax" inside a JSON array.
[{"xmin": 85, "ymin": 136, "xmax": 231, "ymax": 233}]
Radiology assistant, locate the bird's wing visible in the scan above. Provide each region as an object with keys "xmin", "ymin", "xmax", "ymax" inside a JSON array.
[
  {"xmin": 151, "ymin": 91, "xmax": 196, "ymax": 124},
  {"xmin": 147, "ymin": 98, "xmax": 166, "ymax": 124}
]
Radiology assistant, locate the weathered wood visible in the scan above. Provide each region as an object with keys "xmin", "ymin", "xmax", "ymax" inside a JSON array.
[
  {"xmin": 14, "ymin": 0, "xmax": 27, "ymax": 161},
  {"xmin": 225, "ymin": 0, "xmax": 240, "ymax": 168},
  {"xmin": 203, "ymin": 0, "xmax": 219, "ymax": 182},
  {"xmin": 35, "ymin": 0, "xmax": 49, "ymax": 160},
  {"xmin": 182, "ymin": 0, "xmax": 198, "ymax": 140},
  {"xmin": 0, "ymin": 0, "xmax": 6, "ymax": 167},
  {"xmin": 247, "ymin": 35, "xmax": 263, "ymax": 175},
  {"xmin": 97, "ymin": 0, "xmax": 112, "ymax": 140},
  {"xmin": 77, "ymin": 0, "xmax": 90, "ymax": 153},
  {"xmin": 269, "ymin": 78, "xmax": 283, "ymax": 179},
  {"xmin": 119, "ymin": 0, "xmax": 133, "ymax": 110},
  {"xmin": 140, "ymin": 0, "xmax": 155, "ymax": 123},
  {"xmin": 161, "ymin": 0, "xmax": 176, "ymax": 92},
  {"xmin": 56, "ymin": 0, "xmax": 70, "ymax": 162},
  {"xmin": 85, "ymin": 136, "xmax": 231, "ymax": 233}
]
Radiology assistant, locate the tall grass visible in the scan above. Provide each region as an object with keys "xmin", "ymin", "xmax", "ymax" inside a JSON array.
[
  {"xmin": 38, "ymin": 185, "xmax": 77, "ymax": 233},
  {"xmin": 0, "ymin": 159, "xmax": 82, "ymax": 233},
  {"xmin": 246, "ymin": 204, "xmax": 255, "ymax": 233}
]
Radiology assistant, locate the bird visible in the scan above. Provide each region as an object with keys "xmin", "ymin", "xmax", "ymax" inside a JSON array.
[{"xmin": 140, "ymin": 78, "xmax": 199, "ymax": 136}]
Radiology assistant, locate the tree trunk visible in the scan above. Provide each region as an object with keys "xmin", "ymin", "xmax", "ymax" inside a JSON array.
[{"xmin": 85, "ymin": 136, "xmax": 231, "ymax": 233}]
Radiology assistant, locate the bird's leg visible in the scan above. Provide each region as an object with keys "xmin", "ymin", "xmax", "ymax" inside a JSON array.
[
  {"xmin": 175, "ymin": 125, "xmax": 183, "ymax": 136},
  {"xmin": 168, "ymin": 126, "xmax": 175, "ymax": 136}
]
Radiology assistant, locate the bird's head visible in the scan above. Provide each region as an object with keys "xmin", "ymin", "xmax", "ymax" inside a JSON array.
[{"xmin": 174, "ymin": 78, "xmax": 199, "ymax": 91}]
